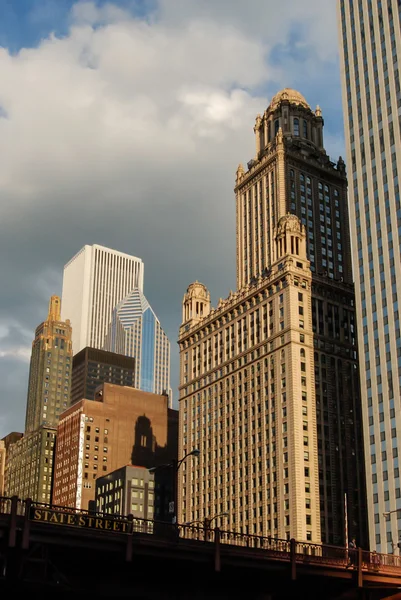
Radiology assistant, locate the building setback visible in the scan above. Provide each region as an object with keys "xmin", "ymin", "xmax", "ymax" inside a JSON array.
[
  {"xmin": 52, "ymin": 383, "xmax": 178, "ymax": 510},
  {"xmin": 178, "ymin": 89, "xmax": 367, "ymax": 546},
  {"xmin": 70, "ymin": 347, "xmax": 135, "ymax": 406}
]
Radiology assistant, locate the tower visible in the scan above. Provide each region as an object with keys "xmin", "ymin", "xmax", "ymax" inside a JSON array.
[
  {"xmin": 338, "ymin": 0, "xmax": 401, "ymax": 552},
  {"xmin": 61, "ymin": 244, "xmax": 144, "ymax": 354},
  {"xmin": 105, "ymin": 288, "xmax": 172, "ymax": 403},
  {"xmin": 5, "ymin": 295, "xmax": 71, "ymax": 503},
  {"xmin": 182, "ymin": 282, "xmax": 211, "ymax": 328},
  {"xmin": 179, "ymin": 89, "xmax": 367, "ymax": 547},
  {"xmin": 25, "ymin": 295, "xmax": 72, "ymax": 433}
]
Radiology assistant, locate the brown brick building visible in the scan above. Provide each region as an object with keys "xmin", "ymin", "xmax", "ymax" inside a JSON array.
[{"xmin": 52, "ymin": 383, "xmax": 177, "ymax": 510}]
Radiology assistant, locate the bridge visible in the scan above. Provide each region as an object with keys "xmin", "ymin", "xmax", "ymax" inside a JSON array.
[{"xmin": 1, "ymin": 496, "xmax": 401, "ymax": 599}]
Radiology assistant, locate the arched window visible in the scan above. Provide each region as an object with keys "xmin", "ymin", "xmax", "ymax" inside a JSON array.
[
  {"xmin": 303, "ymin": 120, "xmax": 308, "ymax": 138},
  {"xmin": 294, "ymin": 118, "xmax": 300, "ymax": 136},
  {"xmin": 268, "ymin": 121, "xmax": 271, "ymax": 142},
  {"xmin": 274, "ymin": 119, "xmax": 280, "ymax": 136}
]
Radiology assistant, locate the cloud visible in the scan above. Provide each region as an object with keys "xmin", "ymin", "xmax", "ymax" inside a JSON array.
[{"xmin": 0, "ymin": 0, "xmax": 344, "ymax": 437}]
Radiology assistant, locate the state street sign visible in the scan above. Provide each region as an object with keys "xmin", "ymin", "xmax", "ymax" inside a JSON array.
[{"xmin": 30, "ymin": 506, "xmax": 132, "ymax": 534}]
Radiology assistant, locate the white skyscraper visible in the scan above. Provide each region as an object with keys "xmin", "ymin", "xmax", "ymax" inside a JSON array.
[
  {"xmin": 338, "ymin": 0, "xmax": 401, "ymax": 552},
  {"xmin": 62, "ymin": 245, "xmax": 144, "ymax": 354}
]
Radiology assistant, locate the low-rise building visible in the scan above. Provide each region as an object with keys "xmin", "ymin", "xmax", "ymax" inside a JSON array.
[
  {"xmin": 4, "ymin": 427, "xmax": 56, "ymax": 502},
  {"xmin": 95, "ymin": 465, "xmax": 155, "ymax": 520}
]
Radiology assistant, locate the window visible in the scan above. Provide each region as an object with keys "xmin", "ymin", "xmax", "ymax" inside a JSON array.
[
  {"xmin": 294, "ymin": 118, "xmax": 299, "ymax": 136},
  {"xmin": 274, "ymin": 119, "xmax": 280, "ymax": 136},
  {"xmin": 303, "ymin": 120, "xmax": 308, "ymax": 138}
]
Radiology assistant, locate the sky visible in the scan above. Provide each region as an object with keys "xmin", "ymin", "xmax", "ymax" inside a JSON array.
[{"xmin": 0, "ymin": 0, "xmax": 345, "ymax": 437}]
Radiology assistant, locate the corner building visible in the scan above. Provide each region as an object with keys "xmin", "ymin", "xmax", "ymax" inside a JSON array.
[
  {"xmin": 338, "ymin": 0, "xmax": 401, "ymax": 552},
  {"xmin": 179, "ymin": 218, "xmax": 321, "ymax": 541},
  {"xmin": 179, "ymin": 89, "xmax": 367, "ymax": 546}
]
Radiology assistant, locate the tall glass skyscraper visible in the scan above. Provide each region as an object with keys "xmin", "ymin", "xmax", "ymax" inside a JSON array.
[
  {"xmin": 338, "ymin": 0, "xmax": 401, "ymax": 552},
  {"xmin": 106, "ymin": 288, "xmax": 172, "ymax": 404}
]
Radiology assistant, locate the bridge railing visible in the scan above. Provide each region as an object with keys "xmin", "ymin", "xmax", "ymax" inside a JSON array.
[
  {"xmin": 1, "ymin": 496, "xmax": 401, "ymax": 574},
  {"xmin": 0, "ymin": 496, "xmax": 27, "ymax": 517},
  {"xmin": 361, "ymin": 550, "xmax": 401, "ymax": 572}
]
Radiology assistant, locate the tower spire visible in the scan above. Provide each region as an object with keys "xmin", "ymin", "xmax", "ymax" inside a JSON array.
[{"xmin": 48, "ymin": 295, "xmax": 61, "ymax": 321}]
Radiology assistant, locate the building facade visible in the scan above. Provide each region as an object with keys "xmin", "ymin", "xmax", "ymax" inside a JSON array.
[
  {"xmin": 25, "ymin": 295, "xmax": 73, "ymax": 434},
  {"xmin": 52, "ymin": 383, "xmax": 178, "ymax": 510},
  {"xmin": 106, "ymin": 288, "xmax": 172, "ymax": 401},
  {"xmin": 4, "ymin": 427, "xmax": 56, "ymax": 503},
  {"xmin": 178, "ymin": 89, "xmax": 367, "ymax": 546},
  {"xmin": 179, "ymin": 217, "xmax": 321, "ymax": 541},
  {"xmin": 0, "ymin": 441, "xmax": 5, "ymax": 495},
  {"xmin": 95, "ymin": 465, "xmax": 155, "ymax": 520},
  {"xmin": 61, "ymin": 244, "xmax": 144, "ymax": 355},
  {"xmin": 338, "ymin": 0, "xmax": 401, "ymax": 552},
  {"xmin": 70, "ymin": 347, "xmax": 135, "ymax": 406}
]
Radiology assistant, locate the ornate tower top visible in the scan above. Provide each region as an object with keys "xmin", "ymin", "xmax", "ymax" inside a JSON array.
[
  {"xmin": 182, "ymin": 282, "xmax": 211, "ymax": 326},
  {"xmin": 269, "ymin": 88, "xmax": 310, "ymax": 111},
  {"xmin": 274, "ymin": 213, "xmax": 307, "ymax": 263}
]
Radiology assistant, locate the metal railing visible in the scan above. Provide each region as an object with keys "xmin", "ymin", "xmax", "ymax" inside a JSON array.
[{"xmin": 1, "ymin": 496, "xmax": 401, "ymax": 575}]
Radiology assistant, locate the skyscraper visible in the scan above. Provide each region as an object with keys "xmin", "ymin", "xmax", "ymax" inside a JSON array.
[
  {"xmin": 338, "ymin": 0, "xmax": 401, "ymax": 552},
  {"xmin": 61, "ymin": 244, "xmax": 144, "ymax": 354},
  {"xmin": 4, "ymin": 296, "xmax": 71, "ymax": 503},
  {"xmin": 106, "ymin": 289, "xmax": 172, "ymax": 400},
  {"xmin": 179, "ymin": 221, "xmax": 321, "ymax": 541},
  {"xmin": 178, "ymin": 89, "xmax": 367, "ymax": 546},
  {"xmin": 25, "ymin": 295, "xmax": 73, "ymax": 432}
]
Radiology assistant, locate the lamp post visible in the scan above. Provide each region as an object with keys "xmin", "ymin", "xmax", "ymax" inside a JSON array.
[
  {"xmin": 383, "ymin": 509, "xmax": 401, "ymax": 554},
  {"xmin": 149, "ymin": 448, "xmax": 200, "ymax": 524},
  {"xmin": 184, "ymin": 512, "xmax": 229, "ymax": 541},
  {"xmin": 204, "ymin": 512, "xmax": 229, "ymax": 531}
]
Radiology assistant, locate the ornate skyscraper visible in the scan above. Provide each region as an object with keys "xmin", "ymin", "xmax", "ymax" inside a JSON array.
[
  {"xmin": 178, "ymin": 89, "xmax": 367, "ymax": 546},
  {"xmin": 25, "ymin": 295, "xmax": 73, "ymax": 433},
  {"xmin": 5, "ymin": 296, "xmax": 72, "ymax": 503},
  {"xmin": 338, "ymin": 0, "xmax": 401, "ymax": 552}
]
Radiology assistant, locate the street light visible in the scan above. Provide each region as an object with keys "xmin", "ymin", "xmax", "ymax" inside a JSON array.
[
  {"xmin": 383, "ymin": 510, "xmax": 401, "ymax": 553},
  {"xmin": 205, "ymin": 512, "xmax": 229, "ymax": 528},
  {"xmin": 149, "ymin": 448, "xmax": 200, "ymax": 524}
]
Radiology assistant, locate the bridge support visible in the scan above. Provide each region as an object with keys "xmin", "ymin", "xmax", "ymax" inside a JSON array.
[
  {"xmin": 8, "ymin": 496, "xmax": 18, "ymax": 548},
  {"xmin": 357, "ymin": 547, "xmax": 363, "ymax": 588},
  {"xmin": 214, "ymin": 527, "xmax": 221, "ymax": 572},
  {"xmin": 290, "ymin": 538, "xmax": 296, "ymax": 580},
  {"xmin": 22, "ymin": 499, "xmax": 32, "ymax": 550}
]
